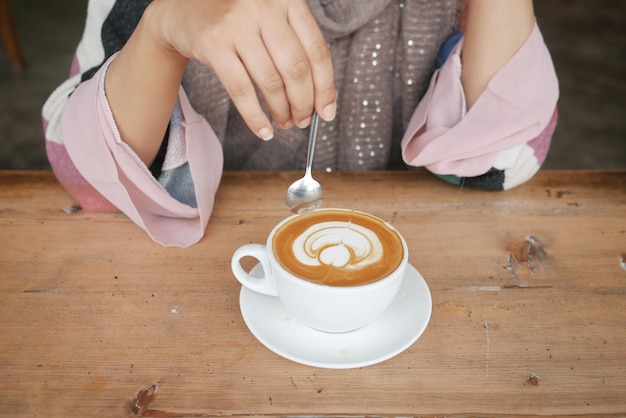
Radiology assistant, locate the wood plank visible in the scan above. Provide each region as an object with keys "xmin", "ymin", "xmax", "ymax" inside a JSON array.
[{"xmin": 0, "ymin": 170, "xmax": 625, "ymax": 417}]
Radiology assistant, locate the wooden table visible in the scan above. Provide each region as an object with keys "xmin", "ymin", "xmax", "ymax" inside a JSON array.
[{"xmin": 1, "ymin": 170, "xmax": 625, "ymax": 417}]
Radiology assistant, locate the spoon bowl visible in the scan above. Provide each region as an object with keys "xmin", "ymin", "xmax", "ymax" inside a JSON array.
[
  {"xmin": 286, "ymin": 112, "xmax": 323, "ymax": 214},
  {"xmin": 286, "ymin": 174, "xmax": 323, "ymax": 213}
]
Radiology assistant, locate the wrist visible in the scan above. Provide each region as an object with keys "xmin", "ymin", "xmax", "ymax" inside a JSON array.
[{"xmin": 141, "ymin": 0, "xmax": 189, "ymax": 69}]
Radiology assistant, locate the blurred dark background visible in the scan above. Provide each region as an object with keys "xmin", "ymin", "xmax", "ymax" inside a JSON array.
[{"xmin": 1, "ymin": 0, "xmax": 624, "ymax": 170}]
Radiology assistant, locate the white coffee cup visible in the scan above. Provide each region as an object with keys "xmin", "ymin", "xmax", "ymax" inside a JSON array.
[{"xmin": 231, "ymin": 208, "xmax": 408, "ymax": 333}]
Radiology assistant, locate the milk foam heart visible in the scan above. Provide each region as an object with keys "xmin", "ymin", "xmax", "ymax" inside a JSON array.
[{"xmin": 292, "ymin": 221, "xmax": 383, "ymax": 269}]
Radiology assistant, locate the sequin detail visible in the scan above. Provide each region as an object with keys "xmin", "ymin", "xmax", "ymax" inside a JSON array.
[{"xmin": 182, "ymin": 0, "xmax": 461, "ymax": 171}]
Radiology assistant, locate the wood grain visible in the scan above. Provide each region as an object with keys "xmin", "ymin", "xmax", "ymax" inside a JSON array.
[{"xmin": 1, "ymin": 170, "xmax": 625, "ymax": 417}]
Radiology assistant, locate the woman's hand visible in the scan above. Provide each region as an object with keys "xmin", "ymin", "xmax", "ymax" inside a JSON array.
[
  {"xmin": 147, "ymin": 0, "xmax": 337, "ymax": 136},
  {"xmin": 105, "ymin": 0, "xmax": 336, "ymax": 166},
  {"xmin": 461, "ymin": 0, "xmax": 535, "ymax": 109}
]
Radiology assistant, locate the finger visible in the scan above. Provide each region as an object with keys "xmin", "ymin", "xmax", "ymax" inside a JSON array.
[
  {"xmin": 211, "ymin": 53, "xmax": 274, "ymax": 140},
  {"xmin": 287, "ymin": 0, "xmax": 337, "ymax": 122},
  {"xmin": 236, "ymin": 37, "xmax": 294, "ymax": 129},
  {"xmin": 259, "ymin": 16, "xmax": 315, "ymax": 127}
]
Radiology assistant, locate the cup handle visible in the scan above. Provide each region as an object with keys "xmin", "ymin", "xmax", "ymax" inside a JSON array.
[{"xmin": 231, "ymin": 244, "xmax": 279, "ymax": 296}]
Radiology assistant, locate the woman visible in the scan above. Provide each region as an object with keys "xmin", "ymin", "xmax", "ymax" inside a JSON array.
[{"xmin": 42, "ymin": 0, "xmax": 558, "ymax": 246}]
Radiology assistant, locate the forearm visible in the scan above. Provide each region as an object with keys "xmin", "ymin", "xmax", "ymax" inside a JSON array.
[
  {"xmin": 461, "ymin": 0, "xmax": 535, "ymax": 108},
  {"xmin": 105, "ymin": 1, "xmax": 189, "ymax": 166}
]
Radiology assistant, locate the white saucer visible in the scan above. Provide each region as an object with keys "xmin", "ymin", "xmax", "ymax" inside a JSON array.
[{"xmin": 239, "ymin": 263, "xmax": 432, "ymax": 369}]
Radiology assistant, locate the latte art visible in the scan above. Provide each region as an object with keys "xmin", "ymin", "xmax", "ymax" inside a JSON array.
[
  {"xmin": 293, "ymin": 221, "xmax": 383, "ymax": 270},
  {"xmin": 272, "ymin": 210, "xmax": 404, "ymax": 286}
]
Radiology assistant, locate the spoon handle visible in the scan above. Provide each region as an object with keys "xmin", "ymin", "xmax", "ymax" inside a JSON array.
[{"xmin": 305, "ymin": 112, "xmax": 320, "ymax": 176}]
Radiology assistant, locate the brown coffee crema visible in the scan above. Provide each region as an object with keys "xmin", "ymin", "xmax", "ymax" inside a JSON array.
[{"xmin": 272, "ymin": 210, "xmax": 404, "ymax": 286}]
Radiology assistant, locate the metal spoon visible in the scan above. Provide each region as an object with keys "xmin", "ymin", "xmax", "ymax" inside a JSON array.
[{"xmin": 286, "ymin": 112, "xmax": 323, "ymax": 214}]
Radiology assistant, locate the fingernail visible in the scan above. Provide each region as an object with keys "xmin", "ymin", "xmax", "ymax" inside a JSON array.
[
  {"xmin": 282, "ymin": 120, "xmax": 294, "ymax": 129},
  {"xmin": 259, "ymin": 127, "xmax": 273, "ymax": 141},
  {"xmin": 322, "ymin": 102, "xmax": 336, "ymax": 121},
  {"xmin": 297, "ymin": 116, "xmax": 311, "ymax": 129}
]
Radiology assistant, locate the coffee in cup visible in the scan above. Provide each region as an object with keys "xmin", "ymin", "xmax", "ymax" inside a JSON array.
[
  {"xmin": 272, "ymin": 209, "xmax": 404, "ymax": 286},
  {"xmin": 231, "ymin": 208, "xmax": 408, "ymax": 333}
]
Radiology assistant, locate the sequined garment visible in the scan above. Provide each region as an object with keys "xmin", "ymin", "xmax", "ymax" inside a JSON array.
[{"xmin": 182, "ymin": 0, "xmax": 461, "ymax": 171}]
